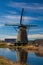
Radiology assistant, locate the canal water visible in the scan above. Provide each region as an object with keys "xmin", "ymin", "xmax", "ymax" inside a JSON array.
[{"xmin": 0, "ymin": 48, "xmax": 43, "ymax": 65}]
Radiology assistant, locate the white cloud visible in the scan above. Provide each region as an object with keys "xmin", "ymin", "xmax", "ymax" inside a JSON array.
[
  {"xmin": 7, "ymin": 10, "xmax": 17, "ymax": 14},
  {"xmin": 29, "ymin": 28, "xmax": 43, "ymax": 32},
  {"xmin": 0, "ymin": 38, "xmax": 5, "ymax": 41},
  {"xmin": 0, "ymin": 24, "xmax": 4, "ymax": 28},
  {"xmin": 2, "ymin": 15, "xmax": 27, "ymax": 19},
  {"xmin": 7, "ymin": 2, "xmax": 43, "ymax": 10},
  {"xmin": 1, "ymin": 15, "xmax": 43, "ymax": 23},
  {"xmin": 0, "ymin": 34, "xmax": 43, "ymax": 40},
  {"xmin": 0, "ymin": 15, "xmax": 43, "ymax": 25},
  {"xmin": 5, "ymin": 35, "xmax": 17, "ymax": 39},
  {"xmin": 0, "ymin": 35, "xmax": 17, "ymax": 40},
  {"xmin": 28, "ymin": 34, "xmax": 43, "ymax": 39}
]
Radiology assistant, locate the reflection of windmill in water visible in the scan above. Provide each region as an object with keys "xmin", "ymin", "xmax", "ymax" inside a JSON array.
[
  {"xmin": 5, "ymin": 8, "xmax": 37, "ymax": 45},
  {"xmin": 16, "ymin": 48, "xmax": 28, "ymax": 65}
]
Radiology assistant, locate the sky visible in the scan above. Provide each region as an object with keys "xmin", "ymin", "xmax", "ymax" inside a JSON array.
[{"xmin": 0, "ymin": 0, "xmax": 43, "ymax": 40}]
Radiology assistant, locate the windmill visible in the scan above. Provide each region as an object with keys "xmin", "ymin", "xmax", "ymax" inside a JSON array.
[{"xmin": 5, "ymin": 8, "xmax": 37, "ymax": 45}]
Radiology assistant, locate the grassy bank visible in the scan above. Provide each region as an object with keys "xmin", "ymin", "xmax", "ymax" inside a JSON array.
[
  {"xmin": 0, "ymin": 56, "xmax": 27, "ymax": 65},
  {"xmin": 0, "ymin": 56, "xmax": 19, "ymax": 65},
  {"xmin": 0, "ymin": 56, "xmax": 13, "ymax": 65},
  {"xmin": 0, "ymin": 43, "xmax": 43, "ymax": 52}
]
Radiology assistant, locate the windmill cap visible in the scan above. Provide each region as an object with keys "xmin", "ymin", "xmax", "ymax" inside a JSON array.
[{"xmin": 18, "ymin": 24, "xmax": 26, "ymax": 28}]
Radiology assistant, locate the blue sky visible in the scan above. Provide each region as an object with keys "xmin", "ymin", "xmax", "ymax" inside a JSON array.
[{"xmin": 0, "ymin": 0, "xmax": 43, "ymax": 40}]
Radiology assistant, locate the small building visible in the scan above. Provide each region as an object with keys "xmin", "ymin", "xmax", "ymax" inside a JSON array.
[
  {"xmin": 34, "ymin": 39, "xmax": 43, "ymax": 46},
  {"xmin": 5, "ymin": 39, "xmax": 16, "ymax": 43}
]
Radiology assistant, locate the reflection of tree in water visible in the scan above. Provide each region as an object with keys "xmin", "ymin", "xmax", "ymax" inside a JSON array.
[
  {"xmin": 35, "ymin": 50, "xmax": 43, "ymax": 57},
  {"xmin": 16, "ymin": 48, "xmax": 28, "ymax": 65}
]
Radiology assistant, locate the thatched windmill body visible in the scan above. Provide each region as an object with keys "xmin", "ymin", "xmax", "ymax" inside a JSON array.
[{"xmin": 16, "ymin": 8, "xmax": 28, "ymax": 43}]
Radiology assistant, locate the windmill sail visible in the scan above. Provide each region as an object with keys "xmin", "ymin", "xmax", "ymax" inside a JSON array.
[{"xmin": 20, "ymin": 8, "xmax": 24, "ymax": 25}]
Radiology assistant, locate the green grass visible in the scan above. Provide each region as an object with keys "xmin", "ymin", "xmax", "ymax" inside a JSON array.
[
  {"xmin": 0, "ymin": 44, "xmax": 8, "ymax": 48},
  {"xmin": 0, "ymin": 61, "xmax": 7, "ymax": 65}
]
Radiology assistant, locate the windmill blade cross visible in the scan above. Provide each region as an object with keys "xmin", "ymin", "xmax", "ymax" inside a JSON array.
[
  {"xmin": 5, "ymin": 24, "xmax": 19, "ymax": 26},
  {"xmin": 20, "ymin": 8, "xmax": 24, "ymax": 25},
  {"xmin": 14, "ymin": 27, "xmax": 18, "ymax": 31},
  {"xmin": 5, "ymin": 24, "xmax": 37, "ymax": 27},
  {"xmin": 25, "ymin": 25, "xmax": 37, "ymax": 28}
]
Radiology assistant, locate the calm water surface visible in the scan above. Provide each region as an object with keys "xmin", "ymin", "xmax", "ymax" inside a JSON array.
[{"xmin": 0, "ymin": 48, "xmax": 43, "ymax": 65}]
